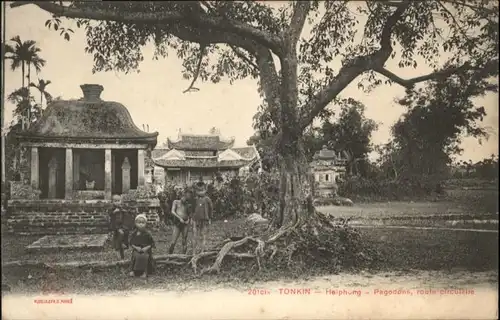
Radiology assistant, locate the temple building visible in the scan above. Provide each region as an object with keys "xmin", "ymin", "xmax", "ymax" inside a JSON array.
[
  {"xmin": 310, "ymin": 145, "xmax": 347, "ymax": 197},
  {"xmin": 15, "ymin": 84, "xmax": 158, "ymax": 200},
  {"xmin": 152, "ymin": 132, "xmax": 261, "ymax": 185}
]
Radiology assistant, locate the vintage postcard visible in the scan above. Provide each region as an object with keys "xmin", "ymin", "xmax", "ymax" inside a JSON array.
[{"xmin": 1, "ymin": 1, "xmax": 498, "ymax": 319}]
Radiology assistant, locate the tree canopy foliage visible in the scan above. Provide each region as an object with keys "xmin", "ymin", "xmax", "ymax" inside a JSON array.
[
  {"xmin": 382, "ymin": 69, "xmax": 497, "ymax": 178},
  {"xmin": 14, "ymin": 1, "xmax": 498, "ymax": 133},
  {"xmin": 319, "ymin": 99, "xmax": 378, "ymax": 176}
]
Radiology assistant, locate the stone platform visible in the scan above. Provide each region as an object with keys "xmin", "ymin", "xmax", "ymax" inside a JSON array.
[
  {"xmin": 7, "ymin": 199, "xmax": 160, "ymax": 235},
  {"xmin": 26, "ymin": 234, "xmax": 109, "ymax": 253}
]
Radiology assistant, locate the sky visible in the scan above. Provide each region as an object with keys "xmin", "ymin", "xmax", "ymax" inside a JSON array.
[{"xmin": 2, "ymin": 2, "xmax": 498, "ymax": 162}]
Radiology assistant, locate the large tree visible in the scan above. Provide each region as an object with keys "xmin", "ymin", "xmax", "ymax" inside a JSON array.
[
  {"xmin": 389, "ymin": 67, "xmax": 496, "ymax": 178},
  {"xmin": 11, "ymin": 0, "xmax": 498, "ymax": 266},
  {"xmin": 319, "ymin": 99, "xmax": 377, "ymax": 176}
]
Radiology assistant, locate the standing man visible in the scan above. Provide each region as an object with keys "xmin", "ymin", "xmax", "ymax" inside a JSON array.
[{"xmin": 192, "ymin": 181, "xmax": 213, "ymax": 254}]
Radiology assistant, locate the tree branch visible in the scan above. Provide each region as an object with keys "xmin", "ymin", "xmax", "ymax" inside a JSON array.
[
  {"xmin": 436, "ymin": 1, "xmax": 470, "ymax": 39},
  {"xmin": 285, "ymin": 1, "xmax": 311, "ymax": 47},
  {"xmin": 255, "ymin": 48, "xmax": 282, "ymax": 127},
  {"xmin": 11, "ymin": 1, "xmax": 284, "ymax": 55},
  {"xmin": 229, "ymin": 46, "xmax": 259, "ymax": 71},
  {"xmin": 440, "ymin": 0, "xmax": 499, "ymax": 16},
  {"xmin": 183, "ymin": 44, "xmax": 206, "ymax": 93},
  {"xmin": 374, "ymin": 59, "xmax": 499, "ymax": 89},
  {"xmin": 298, "ymin": 1, "xmax": 412, "ymax": 131},
  {"xmin": 380, "ymin": 0, "xmax": 412, "ymax": 52}
]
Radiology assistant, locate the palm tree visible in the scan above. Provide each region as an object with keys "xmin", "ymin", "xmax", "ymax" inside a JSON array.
[
  {"xmin": 29, "ymin": 79, "xmax": 52, "ymax": 108},
  {"xmin": 4, "ymin": 36, "xmax": 34, "ymax": 88},
  {"xmin": 25, "ymin": 47, "xmax": 46, "ymax": 89},
  {"xmin": 4, "ymin": 36, "xmax": 46, "ymax": 128}
]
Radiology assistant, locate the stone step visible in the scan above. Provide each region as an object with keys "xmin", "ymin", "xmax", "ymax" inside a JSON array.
[{"xmin": 6, "ymin": 224, "xmax": 110, "ymax": 235}]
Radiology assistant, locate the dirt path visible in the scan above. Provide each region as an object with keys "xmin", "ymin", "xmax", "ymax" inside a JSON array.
[{"xmin": 3, "ymin": 270, "xmax": 498, "ymax": 320}]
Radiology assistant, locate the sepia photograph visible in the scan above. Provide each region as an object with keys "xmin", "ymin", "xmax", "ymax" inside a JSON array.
[{"xmin": 1, "ymin": 1, "xmax": 498, "ymax": 319}]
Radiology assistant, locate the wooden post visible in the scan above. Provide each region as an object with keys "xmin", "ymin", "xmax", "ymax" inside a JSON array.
[
  {"xmin": 104, "ymin": 149, "xmax": 112, "ymax": 200},
  {"xmin": 48, "ymin": 156, "xmax": 57, "ymax": 199},
  {"xmin": 30, "ymin": 147, "xmax": 39, "ymax": 189},
  {"xmin": 137, "ymin": 149, "xmax": 145, "ymax": 186},
  {"xmin": 121, "ymin": 157, "xmax": 131, "ymax": 194},
  {"xmin": 65, "ymin": 148, "xmax": 73, "ymax": 199}
]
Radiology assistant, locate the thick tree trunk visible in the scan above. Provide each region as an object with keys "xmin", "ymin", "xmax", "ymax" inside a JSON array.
[{"xmin": 274, "ymin": 137, "xmax": 314, "ymax": 229}]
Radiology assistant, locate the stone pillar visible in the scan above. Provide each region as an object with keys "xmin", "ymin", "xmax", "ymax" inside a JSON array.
[
  {"xmin": 104, "ymin": 149, "xmax": 112, "ymax": 200},
  {"xmin": 30, "ymin": 147, "xmax": 39, "ymax": 189},
  {"xmin": 121, "ymin": 157, "xmax": 131, "ymax": 194},
  {"xmin": 187, "ymin": 170, "xmax": 191, "ymax": 185},
  {"xmin": 111, "ymin": 153, "xmax": 116, "ymax": 192},
  {"xmin": 73, "ymin": 151, "xmax": 80, "ymax": 190},
  {"xmin": 137, "ymin": 149, "xmax": 145, "ymax": 186},
  {"xmin": 48, "ymin": 156, "xmax": 57, "ymax": 199},
  {"xmin": 65, "ymin": 148, "xmax": 73, "ymax": 199}
]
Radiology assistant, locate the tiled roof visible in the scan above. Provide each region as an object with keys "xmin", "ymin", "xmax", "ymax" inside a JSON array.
[
  {"xmin": 151, "ymin": 148, "xmax": 169, "ymax": 159},
  {"xmin": 232, "ymin": 146, "xmax": 258, "ymax": 159},
  {"xmin": 152, "ymin": 144, "xmax": 260, "ymax": 168},
  {"xmin": 184, "ymin": 150, "xmax": 217, "ymax": 157},
  {"xmin": 167, "ymin": 134, "xmax": 234, "ymax": 150},
  {"xmin": 313, "ymin": 147, "xmax": 337, "ymax": 160},
  {"xmin": 16, "ymin": 86, "xmax": 157, "ymax": 145},
  {"xmin": 154, "ymin": 158, "xmax": 251, "ymax": 168}
]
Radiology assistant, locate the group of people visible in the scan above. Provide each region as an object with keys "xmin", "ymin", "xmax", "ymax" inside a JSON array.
[{"xmin": 111, "ymin": 181, "xmax": 214, "ymax": 278}]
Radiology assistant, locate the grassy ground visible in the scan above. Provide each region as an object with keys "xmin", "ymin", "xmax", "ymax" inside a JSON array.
[
  {"xmin": 319, "ymin": 189, "xmax": 498, "ymax": 218},
  {"xmin": 2, "ymin": 188, "xmax": 498, "ymax": 293}
]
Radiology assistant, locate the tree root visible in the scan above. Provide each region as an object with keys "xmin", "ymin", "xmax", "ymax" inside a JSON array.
[
  {"xmin": 193, "ymin": 209, "xmax": 365, "ymax": 274},
  {"xmin": 201, "ymin": 236, "xmax": 263, "ymax": 274}
]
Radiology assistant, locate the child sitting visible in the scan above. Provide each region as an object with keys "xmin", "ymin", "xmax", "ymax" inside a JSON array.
[{"xmin": 129, "ymin": 214, "xmax": 156, "ymax": 278}]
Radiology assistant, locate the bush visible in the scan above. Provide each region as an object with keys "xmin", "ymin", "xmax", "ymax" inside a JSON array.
[
  {"xmin": 209, "ymin": 172, "xmax": 281, "ymax": 220},
  {"xmin": 9, "ymin": 181, "xmax": 41, "ymax": 200},
  {"xmin": 159, "ymin": 173, "xmax": 281, "ymax": 221}
]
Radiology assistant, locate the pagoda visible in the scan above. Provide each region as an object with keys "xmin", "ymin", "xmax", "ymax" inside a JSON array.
[
  {"xmin": 152, "ymin": 131, "xmax": 261, "ymax": 185},
  {"xmin": 310, "ymin": 145, "xmax": 347, "ymax": 197}
]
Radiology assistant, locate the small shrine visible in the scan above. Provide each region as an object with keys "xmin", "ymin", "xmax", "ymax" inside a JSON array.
[
  {"xmin": 310, "ymin": 145, "xmax": 347, "ymax": 197},
  {"xmin": 15, "ymin": 84, "xmax": 158, "ymax": 200},
  {"xmin": 152, "ymin": 131, "xmax": 261, "ymax": 186}
]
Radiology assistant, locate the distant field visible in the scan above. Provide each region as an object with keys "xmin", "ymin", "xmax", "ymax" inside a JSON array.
[{"xmin": 319, "ymin": 189, "xmax": 498, "ymax": 219}]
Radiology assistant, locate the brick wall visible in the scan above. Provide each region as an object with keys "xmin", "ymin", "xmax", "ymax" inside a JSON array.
[{"xmin": 6, "ymin": 199, "xmax": 161, "ymax": 235}]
